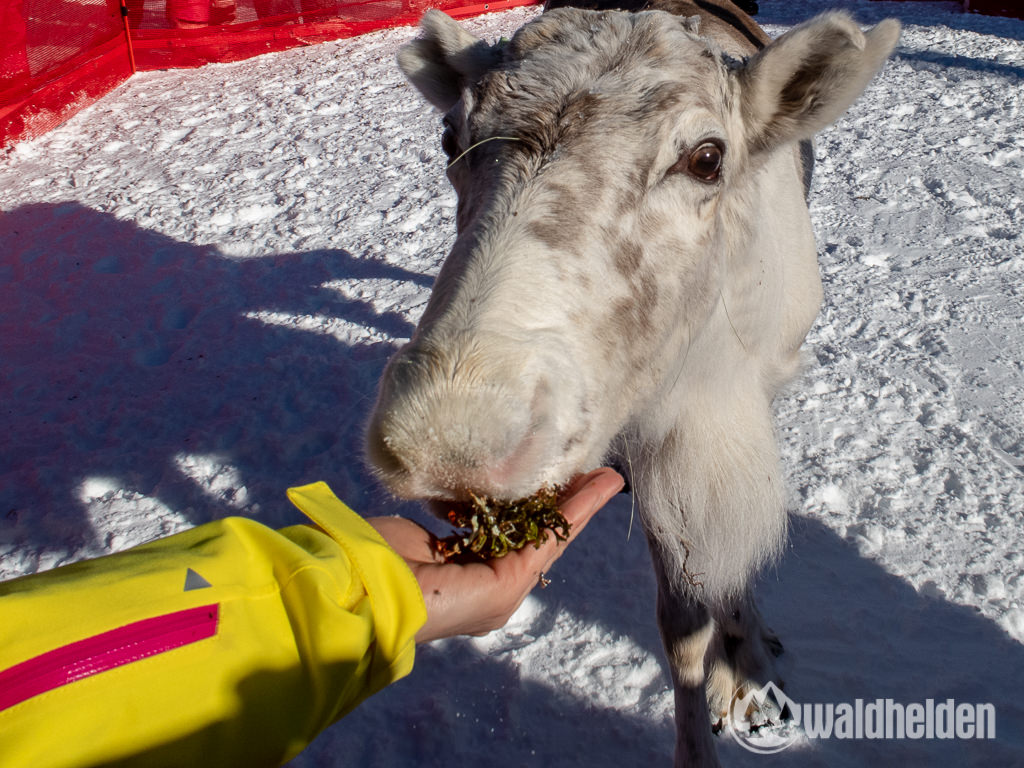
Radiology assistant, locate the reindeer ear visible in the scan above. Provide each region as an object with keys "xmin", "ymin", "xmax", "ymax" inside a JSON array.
[
  {"xmin": 740, "ymin": 12, "xmax": 900, "ymax": 151},
  {"xmin": 397, "ymin": 10, "xmax": 499, "ymax": 111}
]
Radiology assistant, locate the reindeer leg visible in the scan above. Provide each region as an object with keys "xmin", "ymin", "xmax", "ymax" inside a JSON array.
[
  {"xmin": 706, "ymin": 591, "xmax": 785, "ymax": 728},
  {"xmin": 650, "ymin": 548, "xmax": 722, "ymax": 768}
]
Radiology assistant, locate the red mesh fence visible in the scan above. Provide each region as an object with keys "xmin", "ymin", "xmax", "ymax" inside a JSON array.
[
  {"xmin": 1, "ymin": 0, "xmax": 131, "ymax": 148},
  {"xmin": 9, "ymin": 0, "xmax": 1016, "ymax": 151},
  {"xmin": 126, "ymin": 0, "xmax": 536, "ymax": 69},
  {"xmin": 1, "ymin": 0, "xmax": 535, "ymax": 150}
]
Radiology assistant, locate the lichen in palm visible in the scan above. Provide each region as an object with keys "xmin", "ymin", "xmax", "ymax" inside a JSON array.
[{"xmin": 435, "ymin": 486, "xmax": 569, "ymax": 562}]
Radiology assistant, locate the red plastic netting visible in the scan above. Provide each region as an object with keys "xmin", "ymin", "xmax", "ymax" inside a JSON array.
[
  {"xmin": 1, "ymin": 0, "xmax": 535, "ymax": 149},
  {"xmin": 1, "ymin": 0, "xmax": 131, "ymax": 148},
  {"xmin": 125, "ymin": 0, "xmax": 535, "ymax": 69}
]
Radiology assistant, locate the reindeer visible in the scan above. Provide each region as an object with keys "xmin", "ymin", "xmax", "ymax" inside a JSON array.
[{"xmin": 366, "ymin": 2, "xmax": 899, "ymax": 764}]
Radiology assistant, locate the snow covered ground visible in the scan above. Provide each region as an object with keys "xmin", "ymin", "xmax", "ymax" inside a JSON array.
[{"xmin": 1, "ymin": 0, "xmax": 1023, "ymax": 765}]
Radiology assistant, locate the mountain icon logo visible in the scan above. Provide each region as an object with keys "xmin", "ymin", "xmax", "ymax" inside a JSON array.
[{"xmin": 726, "ymin": 681, "xmax": 801, "ymax": 754}]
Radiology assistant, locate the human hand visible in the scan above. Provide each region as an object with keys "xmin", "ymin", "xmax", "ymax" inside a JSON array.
[{"xmin": 367, "ymin": 467, "xmax": 624, "ymax": 643}]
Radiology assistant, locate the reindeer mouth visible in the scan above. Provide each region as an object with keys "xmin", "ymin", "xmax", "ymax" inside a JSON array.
[{"xmin": 426, "ymin": 497, "xmax": 471, "ymax": 522}]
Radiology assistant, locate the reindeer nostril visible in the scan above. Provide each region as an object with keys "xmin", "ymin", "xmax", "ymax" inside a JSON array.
[{"xmin": 365, "ymin": 418, "xmax": 409, "ymax": 480}]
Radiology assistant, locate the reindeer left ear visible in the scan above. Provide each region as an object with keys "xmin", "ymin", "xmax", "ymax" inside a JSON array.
[
  {"xmin": 739, "ymin": 12, "xmax": 900, "ymax": 151},
  {"xmin": 398, "ymin": 10, "xmax": 499, "ymax": 112}
]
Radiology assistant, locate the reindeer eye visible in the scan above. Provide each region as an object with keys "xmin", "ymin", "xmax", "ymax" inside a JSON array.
[
  {"xmin": 688, "ymin": 142, "xmax": 723, "ymax": 181},
  {"xmin": 667, "ymin": 141, "xmax": 724, "ymax": 183}
]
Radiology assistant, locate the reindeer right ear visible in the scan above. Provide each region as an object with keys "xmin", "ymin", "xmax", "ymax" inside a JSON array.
[{"xmin": 397, "ymin": 10, "xmax": 498, "ymax": 111}]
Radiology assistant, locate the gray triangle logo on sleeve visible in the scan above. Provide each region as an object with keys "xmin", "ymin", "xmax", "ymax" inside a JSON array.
[{"xmin": 184, "ymin": 568, "xmax": 213, "ymax": 591}]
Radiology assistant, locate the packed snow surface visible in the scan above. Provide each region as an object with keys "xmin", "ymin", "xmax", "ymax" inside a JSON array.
[{"xmin": 1, "ymin": 1, "xmax": 1023, "ymax": 765}]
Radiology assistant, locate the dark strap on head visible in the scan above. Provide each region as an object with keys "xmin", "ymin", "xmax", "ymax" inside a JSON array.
[
  {"xmin": 544, "ymin": 0, "xmax": 765, "ymax": 51},
  {"xmin": 694, "ymin": 0, "xmax": 764, "ymax": 50},
  {"xmin": 733, "ymin": 0, "xmax": 757, "ymax": 16}
]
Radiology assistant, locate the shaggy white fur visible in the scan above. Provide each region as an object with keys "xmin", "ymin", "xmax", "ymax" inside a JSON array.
[{"xmin": 370, "ymin": 4, "xmax": 898, "ymax": 765}]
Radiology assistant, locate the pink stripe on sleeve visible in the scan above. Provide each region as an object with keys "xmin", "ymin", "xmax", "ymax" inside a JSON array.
[{"xmin": 0, "ymin": 603, "xmax": 219, "ymax": 712}]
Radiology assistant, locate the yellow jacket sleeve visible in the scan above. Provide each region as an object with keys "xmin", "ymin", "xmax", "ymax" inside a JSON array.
[{"xmin": 0, "ymin": 482, "xmax": 427, "ymax": 768}]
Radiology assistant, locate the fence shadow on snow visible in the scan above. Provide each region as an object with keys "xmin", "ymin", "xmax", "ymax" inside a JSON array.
[
  {"xmin": 2, "ymin": 204, "xmax": 1023, "ymax": 767},
  {"xmin": 0, "ymin": 201, "xmax": 432, "ymax": 567}
]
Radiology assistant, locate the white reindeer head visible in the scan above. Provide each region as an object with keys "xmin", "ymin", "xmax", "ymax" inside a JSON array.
[{"xmin": 367, "ymin": 8, "xmax": 898, "ymax": 504}]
